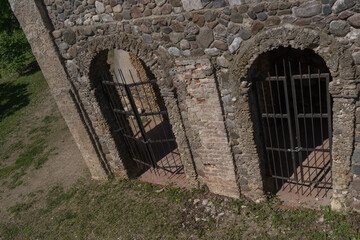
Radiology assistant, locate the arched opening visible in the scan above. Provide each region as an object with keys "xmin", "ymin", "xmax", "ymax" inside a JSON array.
[
  {"xmin": 89, "ymin": 49, "xmax": 188, "ymax": 187},
  {"xmin": 249, "ymin": 47, "xmax": 333, "ymax": 206}
]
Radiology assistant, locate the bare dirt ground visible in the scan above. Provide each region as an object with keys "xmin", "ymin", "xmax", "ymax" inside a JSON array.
[{"xmin": 0, "ymin": 71, "xmax": 90, "ymax": 220}]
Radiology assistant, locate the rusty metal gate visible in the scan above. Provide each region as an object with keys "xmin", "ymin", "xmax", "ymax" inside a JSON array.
[
  {"xmin": 101, "ymin": 69, "xmax": 184, "ymax": 176},
  {"xmin": 255, "ymin": 59, "xmax": 332, "ymax": 198}
]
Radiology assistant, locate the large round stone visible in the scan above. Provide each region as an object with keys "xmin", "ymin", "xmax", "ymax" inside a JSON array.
[
  {"xmin": 348, "ymin": 14, "xmax": 360, "ymax": 28},
  {"xmin": 196, "ymin": 26, "xmax": 214, "ymax": 48},
  {"xmin": 292, "ymin": 1, "xmax": 322, "ymax": 18},
  {"xmin": 329, "ymin": 20, "xmax": 350, "ymax": 36}
]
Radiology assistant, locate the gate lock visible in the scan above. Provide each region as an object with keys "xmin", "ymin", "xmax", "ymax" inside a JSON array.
[{"xmin": 287, "ymin": 147, "xmax": 303, "ymax": 153}]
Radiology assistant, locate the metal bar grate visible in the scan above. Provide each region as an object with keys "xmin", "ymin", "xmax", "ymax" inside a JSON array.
[{"xmin": 255, "ymin": 58, "xmax": 333, "ymax": 198}]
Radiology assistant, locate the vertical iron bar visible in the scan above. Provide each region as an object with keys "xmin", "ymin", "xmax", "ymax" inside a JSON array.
[
  {"xmin": 118, "ymin": 69, "xmax": 158, "ymax": 170},
  {"xmin": 129, "ymin": 70, "xmax": 180, "ymax": 174},
  {"xmin": 261, "ymin": 80, "xmax": 279, "ymax": 191},
  {"xmin": 308, "ymin": 65, "xmax": 320, "ymax": 197},
  {"xmin": 267, "ymin": 69, "xmax": 284, "ymax": 190},
  {"xmin": 127, "ymin": 71, "xmax": 166, "ymax": 173},
  {"xmin": 289, "ymin": 61, "xmax": 305, "ymax": 195},
  {"xmin": 326, "ymin": 75, "xmax": 333, "ymax": 190},
  {"xmin": 283, "ymin": 59, "xmax": 299, "ymax": 194},
  {"xmin": 134, "ymin": 69, "xmax": 183, "ymax": 174},
  {"xmin": 275, "ymin": 62, "xmax": 291, "ymax": 190},
  {"xmin": 317, "ymin": 70, "xmax": 327, "ymax": 197},
  {"xmin": 102, "ymin": 74, "xmax": 142, "ymax": 171}
]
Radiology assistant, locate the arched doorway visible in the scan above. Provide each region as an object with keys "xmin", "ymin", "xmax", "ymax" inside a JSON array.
[
  {"xmin": 90, "ymin": 49, "xmax": 188, "ymax": 187},
  {"xmin": 250, "ymin": 47, "xmax": 333, "ymax": 204}
]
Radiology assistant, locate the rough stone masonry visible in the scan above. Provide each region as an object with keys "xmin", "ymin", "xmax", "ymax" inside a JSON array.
[{"xmin": 9, "ymin": 0, "xmax": 360, "ymax": 212}]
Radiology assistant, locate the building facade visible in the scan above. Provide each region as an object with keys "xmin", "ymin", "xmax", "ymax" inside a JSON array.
[{"xmin": 9, "ymin": 0, "xmax": 360, "ymax": 211}]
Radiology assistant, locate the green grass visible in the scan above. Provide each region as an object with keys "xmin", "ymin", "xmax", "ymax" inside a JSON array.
[
  {"xmin": 0, "ymin": 71, "xmax": 57, "ymax": 189},
  {"xmin": 0, "ymin": 179, "xmax": 359, "ymax": 239}
]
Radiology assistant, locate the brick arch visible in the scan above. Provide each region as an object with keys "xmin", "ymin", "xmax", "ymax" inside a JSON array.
[
  {"xmin": 68, "ymin": 33, "xmax": 199, "ymax": 187},
  {"xmin": 229, "ymin": 24, "xmax": 357, "ymax": 211}
]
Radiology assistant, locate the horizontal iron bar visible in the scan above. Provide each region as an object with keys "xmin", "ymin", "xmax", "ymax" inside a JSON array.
[
  {"xmin": 139, "ymin": 111, "xmax": 167, "ymax": 117},
  {"xmin": 264, "ymin": 76, "xmax": 286, "ymax": 81},
  {"xmin": 113, "ymin": 109, "xmax": 167, "ymax": 117},
  {"xmin": 266, "ymin": 147, "xmax": 330, "ymax": 152},
  {"xmin": 113, "ymin": 109, "xmax": 134, "ymax": 115},
  {"xmin": 102, "ymin": 79, "xmax": 157, "ymax": 87},
  {"xmin": 291, "ymin": 73, "xmax": 330, "ymax": 80},
  {"xmin": 262, "ymin": 113, "xmax": 288, "ymax": 118},
  {"xmin": 297, "ymin": 113, "xmax": 329, "ymax": 118},
  {"xmin": 132, "ymin": 158, "xmax": 153, "ymax": 167},
  {"xmin": 148, "ymin": 138, "xmax": 176, "ymax": 143}
]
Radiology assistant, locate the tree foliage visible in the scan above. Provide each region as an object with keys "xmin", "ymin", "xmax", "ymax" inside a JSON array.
[{"xmin": 0, "ymin": 0, "xmax": 35, "ymax": 74}]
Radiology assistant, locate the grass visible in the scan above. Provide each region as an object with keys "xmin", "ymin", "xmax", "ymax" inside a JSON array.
[
  {"xmin": 0, "ymin": 179, "xmax": 359, "ymax": 239},
  {"xmin": 0, "ymin": 71, "xmax": 57, "ymax": 189}
]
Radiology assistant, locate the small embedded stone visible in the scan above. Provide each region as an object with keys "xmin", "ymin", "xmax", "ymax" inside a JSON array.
[
  {"xmin": 142, "ymin": 34, "xmax": 153, "ymax": 43},
  {"xmin": 63, "ymin": 29, "xmax": 76, "ymax": 45},
  {"xmin": 185, "ymin": 22, "xmax": 200, "ymax": 35},
  {"xmin": 332, "ymin": 0, "xmax": 356, "ymax": 14},
  {"xmin": 219, "ymin": 18, "xmax": 228, "ymax": 27},
  {"xmin": 58, "ymin": 42, "xmax": 69, "ymax": 50},
  {"xmin": 170, "ymin": 0, "xmax": 182, "ymax": 7},
  {"xmin": 323, "ymin": 5, "xmax": 331, "ymax": 16},
  {"xmin": 123, "ymin": 10, "xmax": 132, "ymax": 20},
  {"xmin": 213, "ymin": 24, "xmax": 227, "ymax": 37},
  {"xmin": 213, "ymin": 0, "xmax": 226, "ymax": 8},
  {"xmin": 338, "ymin": 10, "xmax": 354, "ymax": 19},
  {"xmin": 212, "ymin": 40, "xmax": 228, "ymax": 50},
  {"xmin": 156, "ymin": 0, "xmax": 166, "ymax": 7},
  {"xmin": 252, "ymin": 3, "xmax": 264, "ymax": 13},
  {"xmin": 228, "ymin": 22, "xmax": 240, "ymax": 34},
  {"xmin": 348, "ymin": 14, "xmax": 360, "ymax": 28},
  {"xmin": 229, "ymin": 37, "xmax": 241, "ymax": 53},
  {"xmin": 257, "ymin": 12, "xmax": 267, "ymax": 21},
  {"xmin": 265, "ymin": 16, "xmax": 281, "ymax": 26},
  {"xmin": 204, "ymin": 11, "xmax": 216, "ymax": 22},
  {"xmin": 162, "ymin": 4, "xmax": 172, "ymax": 14},
  {"xmin": 228, "ymin": 0, "xmax": 241, "ymax": 6},
  {"xmin": 230, "ymin": 12, "xmax": 243, "ymax": 23},
  {"xmin": 329, "ymin": 20, "xmax": 350, "ymax": 36},
  {"xmin": 237, "ymin": 5, "xmax": 248, "ymax": 14},
  {"xmin": 52, "ymin": 30, "xmax": 62, "ymax": 38},
  {"xmin": 204, "ymin": 48, "xmax": 220, "ymax": 56},
  {"xmin": 217, "ymin": 55, "xmax": 229, "ymax": 67},
  {"xmin": 292, "ymin": 1, "xmax": 322, "ymax": 18},
  {"xmin": 105, "ymin": 5, "xmax": 113, "ymax": 13},
  {"xmin": 131, "ymin": 6, "xmax": 142, "ymax": 18},
  {"xmin": 168, "ymin": 47, "xmax": 181, "ymax": 56},
  {"xmin": 181, "ymin": 0, "xmax": 203, "ymax": 11},
  {"xmin": 179, "ymin": 39, "xmax": 190, "ymax": 49},
  {"xmin": 113, "ymin": 5, "xmax": 123, "ymax": 13},
  {"xmin": 78, "ymin": 26, "xmax": 93, "ymax": 36},
  {"xmin": 196, "ymin": 26, "xmax": 214, "ymax": 48},
  {"xmin": 247, "ymin": 11, "xmax": 257, "ymax": 20},
  {"xmin": 251, "ymin": 21, "xmax": 264, "ymax": 35},
  {"xmin": 239, "ymin": 29, "xmax": 251, "ymax": 40},
  {"xmin": 95, "ymin": 1, "xmax": 105, "ymax": 14},
  {"xmin": 353, "ymin": 52, "xmax": 360, "ymax": 65},
  {"xmin": 169, "ymin": 32, "xmax": 184, "ymax": 43},
  {"xmin": 87, "ymin": 0, "xmax": 95, "ymax": 4},
  {"xmin": 101, "ymin": 14, "xmax": 113, "ymax": 22}
]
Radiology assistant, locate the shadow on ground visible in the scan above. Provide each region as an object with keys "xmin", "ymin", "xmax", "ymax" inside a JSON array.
[{"xmin": 0, "ymin": 80, "xmax": 30, "ymax": 121}]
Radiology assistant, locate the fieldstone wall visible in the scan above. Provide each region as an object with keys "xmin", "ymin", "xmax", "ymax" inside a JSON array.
[{"xmin": 10, "ymin": 0, "xmax": 360, "ymax": 210}]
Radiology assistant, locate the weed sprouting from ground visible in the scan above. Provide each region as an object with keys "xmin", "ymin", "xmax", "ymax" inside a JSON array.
[{"xmin": 1, "ymin": 179, "xmax": 358, "ymax": 239}]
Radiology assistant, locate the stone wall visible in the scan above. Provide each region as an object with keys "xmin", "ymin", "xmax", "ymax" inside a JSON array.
[{"xmin": 10, "ymin": 0, "xmax": 360, "ymax": 211}]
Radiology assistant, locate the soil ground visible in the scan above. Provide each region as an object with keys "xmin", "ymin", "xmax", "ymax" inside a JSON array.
[{"xmin": 0, "ymin": 70, "xmax": 359, "ymax": 239}]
